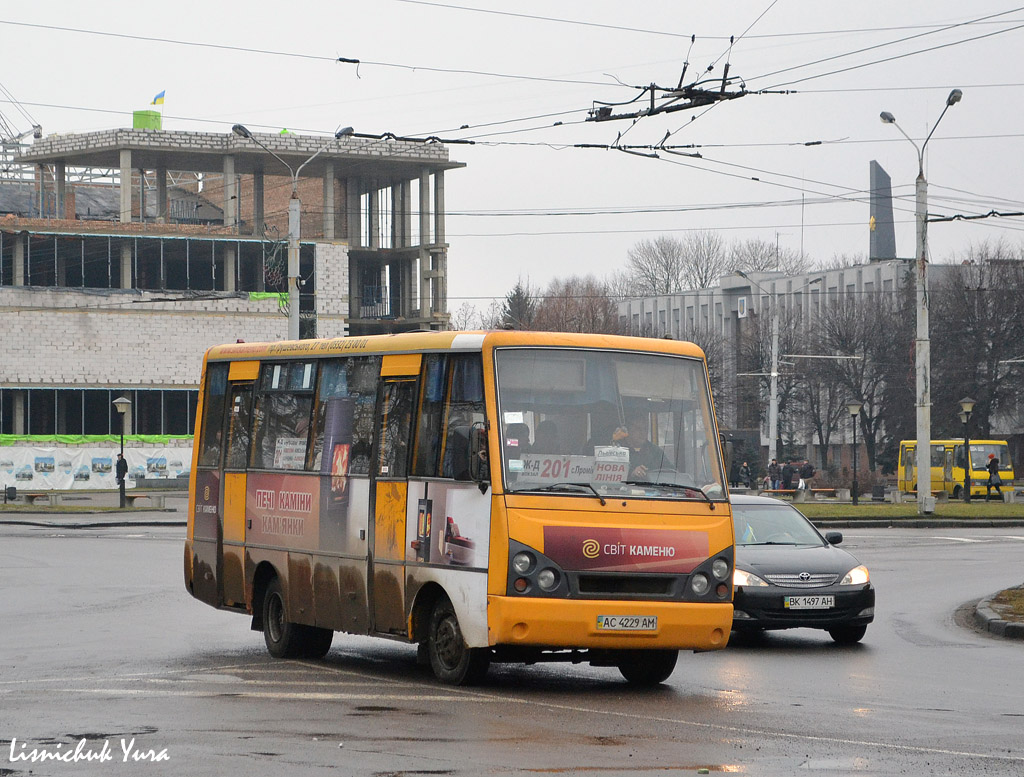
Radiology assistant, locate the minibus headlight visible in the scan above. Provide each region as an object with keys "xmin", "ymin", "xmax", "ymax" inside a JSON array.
[
  {"xmin": 711, "ymin": 557, "xmax": 730, "ymax": 581},
  {"xmin": 690, "ymin": 573, "xmax": 710, "ymax": 596},
  {"xmin": 537, "ymin": 568, "xmax": 559, "ymax": 591},
  {"xmin": 841, "ymin": 565, "xmax": 870, "ymax": 585},
  {"xmin": 512, "ymin": 552, "xmax": 534, "ymax": 574}
]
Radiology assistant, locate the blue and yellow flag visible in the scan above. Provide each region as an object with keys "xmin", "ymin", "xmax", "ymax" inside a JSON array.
[{"xmin": 151, "ymin": 90, "xmax": 166, "ymax": 106}]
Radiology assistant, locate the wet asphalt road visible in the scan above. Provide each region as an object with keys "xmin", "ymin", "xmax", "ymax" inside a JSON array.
[{"xmin": 1, "ymin": 523, "xmax": 1022, "ymax": 776}]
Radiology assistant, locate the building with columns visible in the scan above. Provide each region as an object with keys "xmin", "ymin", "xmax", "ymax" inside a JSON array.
[{"xmin": 0, "ymin": 127, "xmax": 462, "ymax": 438}]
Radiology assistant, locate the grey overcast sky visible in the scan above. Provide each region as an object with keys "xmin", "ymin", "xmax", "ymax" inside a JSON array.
[{"xmin": 3, "ymin": 1, "xmax": 1023, "ymax": 309}]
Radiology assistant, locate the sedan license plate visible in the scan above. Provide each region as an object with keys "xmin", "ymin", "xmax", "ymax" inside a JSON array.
[
  {"xmin": 597, "ymin": 615, "xmax": 658, "ymax": 631},
  {"xmin": 784, "ymin": 595, "xmax": 834, "ymax": 610}
]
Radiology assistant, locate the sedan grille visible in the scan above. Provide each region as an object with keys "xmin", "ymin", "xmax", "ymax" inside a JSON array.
[{"xmin": 763, "ymin": 572, "xmax": 839, "ymax": 588}]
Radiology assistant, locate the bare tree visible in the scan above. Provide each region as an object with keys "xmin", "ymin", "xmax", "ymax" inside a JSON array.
[
  {"xmin": 682, "ymin": 230, "xmax": 728, "ymax": 289},
  {"xmin": 449, "ymin": 301, "xmax": 480, "ymax": 331},
  {"xmin": 931, "ymin": 241, "xmax": 1024, "ymax": 438},
  {"xmin": 532, "ymin": 275, "xmax": 623, "ymax": 334},
  {"xmin": 625, "ymin": 236, "xmax": 686, "ymax": 295},
  {"xmin": 729, "ymin": 238, "xmax": 808, "ymax": 276}
]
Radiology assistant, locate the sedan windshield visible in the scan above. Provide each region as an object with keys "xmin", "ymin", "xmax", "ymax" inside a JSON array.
[
  {"xmin": 494, "ymin": 347, "xmax": 726, "ymax": 500},
  {"xmin": 731, "ymin": 503, "xmax": 825, "ymax": 546}
]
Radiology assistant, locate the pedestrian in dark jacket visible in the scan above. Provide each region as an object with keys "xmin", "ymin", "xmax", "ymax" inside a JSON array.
[
  {"xmin": 986, "ymin": 454, "xmax": 1003, "ymax": 500},
  {"xmin": 799, "ymin": 460, "xmax": 815, "ymax": 490},
  {"xmin": 767, "ymin": 458, "xmax": 781, "ymax": 489},
  {"xmin": 739, "ymin": 461, "xmax": 752, "ymax": 489},
  {"xmin": 781, "ymin": 461, "xmax": 795, "ymax": 490}
]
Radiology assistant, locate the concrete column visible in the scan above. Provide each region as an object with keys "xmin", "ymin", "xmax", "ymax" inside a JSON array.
[
  {"xmin": 119, "ymin": 149, "xmax": 132, "ymax": 222},
  {"xmin": 348, "ymin": 255, "xmax": 360, "ymax": 323},
  {"xmin": 13, "ymin": 234, "xmax": 25, "ymax": 285},
  {"xmin": 390, "ymin": 182, "xmax": 400, "ymax": 248},
  {"xmin": 36, "ymin": 164, "xmax": 45, "ymax": 217},
  {"xmin": 224, "ymin": 245, "xmax": 237, "ymax": 292},
  {"xmin": 434, "ymin": 170, "xmax": 445, "ymax": 245},
  {"xmin": 252, "ymin": 171, "xmax": 265, "ymax": 236},
  {"xmin": 55, "ymin": 162, "xmax": 66, "ymax": 219},
  {"xmin": 12, "ymin": 391, "xmax": 26, "ymax": 435},
  {"xmin": 137, "ymin": 168, "xmax": 147, "ymax": 222},
  {"xmin": 120, "ymin": 242, "xmax": 132, "ymax": 289},
  {"xmin": 369, "ymin": 185, "xmax": 380, "ymax": 249},
  {"xmin": 323, "ymin": 161, "xmax": 336, "ymax": 240},
  {"xmin": 156, "ymin": 167, "xmax": 168, "ymax": 223},
  {"xmin": 419, "ymin": 171, "xmax": 431, "ymax": 317},
  {"xmin": 401, "ymin": 180, "xmax": 412, "ymax": 248},
  {"xmin": 223, "ymin": 155, "xmax": 237, "ymax": 230},
  {"xmin": 346, "ymin": 178, "xmax": 361, "ymax": 248},
  {"xmin": 419, "ymin": 170, "xmax": 431, "ymax": 246}
]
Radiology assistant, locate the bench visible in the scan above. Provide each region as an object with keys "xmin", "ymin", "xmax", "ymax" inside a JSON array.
[
  {"xmin": 20, "ymin": 492, "xmax": 63, "ymax": 506},
  {"xmin": 124, "ymin": 493, "xmax": 166, "ymax": 509}
]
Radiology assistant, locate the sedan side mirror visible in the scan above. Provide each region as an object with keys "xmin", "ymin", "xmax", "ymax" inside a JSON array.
[{"xmin": 825, "ymin": 531, "xmax": 843, "ymax": 545}]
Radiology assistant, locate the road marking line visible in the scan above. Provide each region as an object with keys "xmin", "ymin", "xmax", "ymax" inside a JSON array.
[{"xmin": 932, "ymin": 536, "xmax": 985, "ymax": 543}]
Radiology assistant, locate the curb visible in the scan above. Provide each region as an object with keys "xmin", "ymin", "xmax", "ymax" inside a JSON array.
[
  {"xmin": 811, "ymin": 519, "xmax": 1024, "ymax": 529},
  {"xmin": 974, "ymin": 594, "xmax": 1024, "ymax": 640}
]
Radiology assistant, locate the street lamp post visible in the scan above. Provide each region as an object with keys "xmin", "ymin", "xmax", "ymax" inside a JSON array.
[
  {"xmin": 959, "ymin": 396, "xmax": 976, "ymax": 503},
  {"xmin": 231, "ymin": 124, "xmax": 354, "ymax": 341},
  {"xmin": 847, "ymin": 401, "xmax": 863, "ymax": 506},
  {"xmin": 112, "ymin": 396, "xmax": 131, "ymax": 509},
  {"xmin": 736, "ymin": 272, "xmax": 822, "ymax": 466},
  {"xmin": 880, "ymin": 88, "xmax": 962, "ymax": 515}
]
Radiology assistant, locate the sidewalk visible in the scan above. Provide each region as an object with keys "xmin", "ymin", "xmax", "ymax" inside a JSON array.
[{"xmin": 0, "ymin": 489, "xmax": 188, "ymax": 528}]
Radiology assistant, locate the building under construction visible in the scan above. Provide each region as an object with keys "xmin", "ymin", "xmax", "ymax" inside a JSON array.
[{"xmin": 0, "ymin": 119, "xmax": 463, "ymax": 439}]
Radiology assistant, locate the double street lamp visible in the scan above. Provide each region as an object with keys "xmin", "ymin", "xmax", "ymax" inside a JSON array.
[
  {"xmin": 847, "ymin": 400, "xmax": 863, "ymax": 506},
  {"xmin": 958, "ymin": 396, "xmax": 976, "ymax": 503},
  {"xmin": 231, "ymin": 124, "xmax": 354, "ymax": 341},
  {"xmin": 880, "ymin": 88, "xmax": 962, "ymax": 514}
]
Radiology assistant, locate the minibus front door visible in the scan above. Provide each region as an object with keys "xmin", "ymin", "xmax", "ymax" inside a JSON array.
[{"xmin": 368, "ymin": 378, "xmax": 417, "ymax": 635}]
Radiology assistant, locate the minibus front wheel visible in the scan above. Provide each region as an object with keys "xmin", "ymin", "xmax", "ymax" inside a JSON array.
[
  {"xmin": 616, "ymin": 649, "xmax": 678, "ymax": 686},
  {"xmin": 427, "ymin": 596, "xmax": 490, "ymax": 685}
]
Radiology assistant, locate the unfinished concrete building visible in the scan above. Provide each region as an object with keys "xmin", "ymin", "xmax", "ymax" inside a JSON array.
[{"xmin": 0, "ymin": 127, "xmax": 463, "ymax": 438}]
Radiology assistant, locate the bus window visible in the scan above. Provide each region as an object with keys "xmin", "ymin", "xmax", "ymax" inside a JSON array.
[
  {"xmin": 250, "ymin": 361, "xmax": 316, "ymax": 470},
  {"xmin": 377, "ymin": 380, "xmax": 417, "ymax": 479},
  {"xmin": 307, "ymin": 355, "xmax": 380, "ymax": 476},
  {"xmin": 412, "ymin": 354, "xmax": 448, "ymax": 477},
  {"xmin": 225, "ymin": 385, "xmax": 253, "ymax": 470},
  {"xmin": 441, "ymin": 354, "xmax": 486, "ymax": 481},
  {"xmin": 198, "ymin": 362, "xmax": 229, "ymax": 468}
]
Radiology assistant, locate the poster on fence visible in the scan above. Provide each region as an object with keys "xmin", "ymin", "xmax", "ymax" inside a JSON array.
[{"xmin": 0, "ymin": 447, "xmax": 192, "ymax": 491}]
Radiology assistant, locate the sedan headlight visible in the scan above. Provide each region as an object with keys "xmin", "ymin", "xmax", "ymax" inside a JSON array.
[
  {"xmin": 733, "ymin": 568, "xmax": 769, "ymax": 587},
  {"xmin": 841, "ymin": 565, "xmax": 870, "ymax": 585}
]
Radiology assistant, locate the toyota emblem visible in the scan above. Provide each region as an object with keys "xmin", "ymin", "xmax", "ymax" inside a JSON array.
[{"xmin": 799, "ymin": 572, "xmax": 811, "ymax": 581}]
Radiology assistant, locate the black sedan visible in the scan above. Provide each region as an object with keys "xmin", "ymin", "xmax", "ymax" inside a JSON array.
[{"xmin": 730, "ymin": 494, "xmax": 875, "ymax": 644}]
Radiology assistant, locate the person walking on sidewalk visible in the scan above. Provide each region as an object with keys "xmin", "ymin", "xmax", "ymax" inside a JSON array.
[
  {"xmin": 767, "ymin": 458, "xmax": 781, "ymax": 489},
  {"xmin": 986, "ymin": 453, "xmax": 1003, "ymax": 500}
]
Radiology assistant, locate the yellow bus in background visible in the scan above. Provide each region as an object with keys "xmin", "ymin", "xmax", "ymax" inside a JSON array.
[
  {"xmin": 897, "ymin": 439, "xmax": 1014, "ymax": 499},
  {"xmin": 185, "ymin": 331, "xmax": 734, "ymax": 685}
]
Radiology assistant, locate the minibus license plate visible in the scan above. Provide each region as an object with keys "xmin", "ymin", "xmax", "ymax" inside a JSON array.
[
  {"xmin": 784, "ymin": 595, "xmax": 834, "ymax": 610},
  {"xmin": 597, "ymin": 615, "xmax": 658, "ymax": 631}
]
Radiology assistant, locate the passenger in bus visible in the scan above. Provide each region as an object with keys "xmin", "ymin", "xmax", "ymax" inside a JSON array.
[
  {"xmin": 532, "ymin": 420, "xmax": 560, "ymax": 454},
  {"xmin": 584, "ymin": 402, "xmax": 620, "ymax": 454},
  {"xmin": 504, "ymin": 422, "xmax": 532, "ymax": 457},
  {"xmin": 622, "ymin": 411, "xmax": 668, "ymax": 480},
  {"xmin": 442, "ymin": 423, "xmax": 473, "ymax": 480}
]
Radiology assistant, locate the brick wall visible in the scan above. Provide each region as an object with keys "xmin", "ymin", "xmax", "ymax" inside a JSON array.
[
  {"xmin": 315, "ymin": 242, "xmax": 350, "ymax": 338},
  {"xmin": 0, "ymin": 286, "xmax": 288, "ymax": 388}
]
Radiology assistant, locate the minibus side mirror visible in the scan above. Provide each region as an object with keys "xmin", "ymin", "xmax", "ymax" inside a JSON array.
[{"xmin": 469, "ymin": 422, "xmax": 490, "ymax": 491}]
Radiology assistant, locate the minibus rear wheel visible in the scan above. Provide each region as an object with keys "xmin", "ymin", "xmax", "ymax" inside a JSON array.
[{"xmin": 263, "ymin": 577, "xmax": 335, "ymax": 658}]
